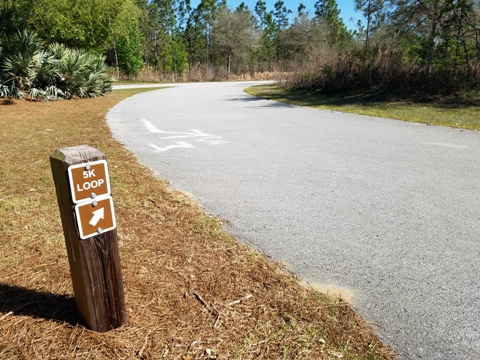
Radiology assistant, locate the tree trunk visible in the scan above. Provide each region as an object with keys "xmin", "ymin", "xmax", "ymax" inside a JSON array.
[
  {"xmin": 425, "ymin": 20, "xmax": 438, "ymax": 75},
  {"xmin": 227, "ymin": 55, "xmax": 231, "ymax": 79},
  {"xmin": 114, "ymin": 41, "xmax": 119, "ymax": 79}
]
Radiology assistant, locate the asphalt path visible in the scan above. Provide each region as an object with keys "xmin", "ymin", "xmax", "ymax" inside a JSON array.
[{"xmin": 107, "ymin": 81, "xmax": 480, "ymax": 359}]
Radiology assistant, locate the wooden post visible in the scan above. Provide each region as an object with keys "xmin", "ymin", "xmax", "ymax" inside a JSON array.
[{"xmin": 50, "ymin": 145, "xmax": 127, "ymax": 332}]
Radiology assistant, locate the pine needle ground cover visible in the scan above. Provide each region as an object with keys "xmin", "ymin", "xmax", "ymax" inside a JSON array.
[{"xmin": 0, "ymin": 89, "xmax": 396, "ymax": 359}]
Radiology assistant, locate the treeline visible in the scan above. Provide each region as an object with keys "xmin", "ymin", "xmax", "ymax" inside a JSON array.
[
  {"xmin": 2, "ymin": 0, "xmax": 480, "ymax": 96},
  {"xmin": 290, "ymin": 0, "xmax": 480, "ymax": 96}
]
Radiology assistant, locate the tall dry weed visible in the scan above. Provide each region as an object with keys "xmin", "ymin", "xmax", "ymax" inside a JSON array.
[{"xmin": 282, "ymin": 45, "xmax": 480, "ymax": 97}]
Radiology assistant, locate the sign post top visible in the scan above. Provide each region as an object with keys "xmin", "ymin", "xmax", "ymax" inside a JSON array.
[{"xmin": 68, "ymin": 159, "xmax": 111, "ymax": 204}]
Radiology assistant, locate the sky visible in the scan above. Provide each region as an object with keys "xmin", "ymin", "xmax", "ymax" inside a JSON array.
[{"xmin": 226, "ymin": 0, "xmax": 362, "ymax": 30}]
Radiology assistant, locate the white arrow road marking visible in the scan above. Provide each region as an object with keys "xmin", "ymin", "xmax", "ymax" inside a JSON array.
[
  {"xmin": 149, "ymin": 142, "xmax": 195, "ymax": 153},
  {"xmin": 160, "ymin": 129, "xmax": 212, "ymax": 140},
  {"xmin": 142, "ymin": 118, "xmax": 230, "ymax": 144},
  {"xmin": 197, "ymin": 137, "xmax": 230, "ymax": 145},
  {"xmin": 142, "ymin": 118, "xmax": 165, "ymax": 133},
  {"xmin": 142, "ymin": 118, "xmax": 231, "ymax": 153},
  {"xmin": 142, "ymin": 118, "xmax": 210, "ymax": 139},
  {"xmin": 89, "ymin": 207, "xmax": 104, "ymax": 226}
]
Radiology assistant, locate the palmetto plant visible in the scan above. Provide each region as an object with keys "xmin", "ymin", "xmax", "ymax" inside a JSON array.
[
  {"xmin": 0, "ymin": 30, "xmax": 113, "ymax": 100},
  {"xmin": 0, "ymin": 30, "xmax": 41, "ymax": 98},
  {"xmin": 56, "ymin": 47, "xmax": 113, "ymax": 99}
]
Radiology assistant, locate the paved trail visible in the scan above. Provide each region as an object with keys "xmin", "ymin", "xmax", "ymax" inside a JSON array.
[{"xmin": 108, "ymin": 82, "xmax": 480, "ymax": 359}]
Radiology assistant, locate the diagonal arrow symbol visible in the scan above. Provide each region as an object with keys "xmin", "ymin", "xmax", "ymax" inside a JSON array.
[{"xmin": 89, "ymin": 207, "xmax": 104, "ymax": 226}]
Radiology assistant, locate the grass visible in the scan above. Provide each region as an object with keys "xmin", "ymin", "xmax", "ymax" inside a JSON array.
[
  {"xmin": 245, "ymin": 84, "xmax": 480, "ymax": 131},
  {"xmin": 0, "ymin": 89, "xmax": 396, "ymax": 359}
]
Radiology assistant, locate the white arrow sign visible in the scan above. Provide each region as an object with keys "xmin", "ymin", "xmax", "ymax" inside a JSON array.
[
  {"xmin": 89, "ymin": 207, "xmax": 105, "ymax": 226},
  {"xmin": 75, "ymin": 197, "xmax": 116, "ymax": 239}
]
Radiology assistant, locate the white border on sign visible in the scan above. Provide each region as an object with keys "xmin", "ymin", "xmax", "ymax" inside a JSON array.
[
  {"xmin": 68, "ymin": 159, "xmax": 111, "ymax": 204},
  {"xmin": 75, "ymin": 196, "xmax": 117, "ymax": 240}
]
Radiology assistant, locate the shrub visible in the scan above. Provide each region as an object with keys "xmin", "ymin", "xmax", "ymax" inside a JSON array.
[
  {"xmin": 284, "ymin": 44, "xmax": 480, "ymax": 97},
  {"xmin": 0, "ymin": 30, "xmax": 113, "ymax": 100}
]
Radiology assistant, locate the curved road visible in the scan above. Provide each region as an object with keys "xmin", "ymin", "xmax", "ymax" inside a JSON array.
[{"xmin": 107, "ymin": 82, "xmax": 480, "ymax": 359}]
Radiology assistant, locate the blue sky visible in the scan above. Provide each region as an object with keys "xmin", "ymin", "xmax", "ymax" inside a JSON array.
[{"xmin": 226, "ymin": 0, "xmax": 362, "ymax": 30}]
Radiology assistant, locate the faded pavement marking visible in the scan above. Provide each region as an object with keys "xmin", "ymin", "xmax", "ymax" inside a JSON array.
[
  {"xmin": 142, "ymin": 118, "xmax": 230, "ymax": 153},
  {"xmin": 422, "ymin": 142, "xmax": 469, "ymax": 149}
]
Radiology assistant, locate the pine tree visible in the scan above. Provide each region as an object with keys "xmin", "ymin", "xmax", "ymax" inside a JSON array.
[{"xmin": 314, "ymin": 0, "xmax": 350, "ymax": 45}]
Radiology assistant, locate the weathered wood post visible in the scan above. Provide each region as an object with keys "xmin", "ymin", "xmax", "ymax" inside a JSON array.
[{"xmin": 50, "ymin": 145, "xmax": 127, "ymax": 332}]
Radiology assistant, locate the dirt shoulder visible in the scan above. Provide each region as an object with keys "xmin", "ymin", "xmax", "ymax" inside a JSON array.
[{"xmin": 0, "ymin": 89, "xmax": 397, "ymax": 359}]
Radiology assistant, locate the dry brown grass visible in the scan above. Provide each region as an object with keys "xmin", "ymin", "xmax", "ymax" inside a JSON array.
[
  {"xmin": 115, "ymin": 67, "xmax": 282, "ymax": 83},
  {"xmin": 0, "ymin": 91, "xmax": 397, "ymax": 359}
]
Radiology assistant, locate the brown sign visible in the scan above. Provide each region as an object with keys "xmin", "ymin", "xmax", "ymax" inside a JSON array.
[
  {"xmin": 68, "ymin": 160, "xmax": 111, "ymax": 204},
  {"xmin": 75, "ymin": 197, "xmax": 116, "ymax": 239}
]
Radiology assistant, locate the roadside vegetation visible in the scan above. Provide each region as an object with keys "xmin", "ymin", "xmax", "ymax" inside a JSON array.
[
  {"xmin": 0, "ymin": 30, "xmax": 113, "ymax": 100},
  {"xmin": 2, "ymin": 0, "xmax": 479, "ymax": 100},
  {"xmin": 245, "ymin": 84, "xmax": 480, "ymax": 131},
  {"xmin": 0, "ymin": 88, "xmax": 397, "ymax": 359}
]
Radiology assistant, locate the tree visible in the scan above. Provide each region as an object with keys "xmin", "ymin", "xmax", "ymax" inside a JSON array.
[
  {"xmin": 255, "ymin": 0, "xmax": 278, "ymax": 69},
  {"xmin": 161, "ymin": 31, "xmax": 188, "ymax": 79},
  {"xmin": 459, "ymin": 1, "xmax": 480, "ymax": 79},
  {"xmin": 278, "ymin": 13, "xmax": 327, "ymax": 62},
  {"xmin": 354, "ymin": 0, "xmax": 386, "ymax": 46},
  {"xmin": 115, "ymin": 24, "xmax": 144, "ymax": 77},
  {"xmin": 140, "ymin": 0, "xmax": 180, "ymax": 71},
  {"xmin": 314, "ymin": 0, "xmax": 350, "ymax": 45},
  {"xmin": 297, "ymin": 3, "xmax": 307, "ymax": 17},
  {"xmin": 212, "ymin": 6, "xmax": 259, "ymax": 77},
  {"xmin": 390, "ymin": 0, "xmax": 477, "ymax": 75},
  {"xmin": 183, "ymin": 0, "xmax": 223, "ymax": 74},
  {"xmin": 272, "ymin": 0, "xmax": 292, "ymax": 63},
  {"xmin": 273, "ymin": 0, "xmax": 291, "ymax": 30},
  {"xmin": 11, "ymin": 0, "xmax": 142, "ymax": 53}
]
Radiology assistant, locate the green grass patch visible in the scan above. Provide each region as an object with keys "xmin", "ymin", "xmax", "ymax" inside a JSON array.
[{"xmin": 245, "ymin": 84, "xmax": 480, "ymax": 130}]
